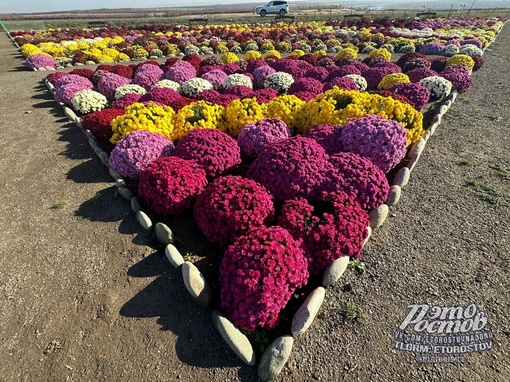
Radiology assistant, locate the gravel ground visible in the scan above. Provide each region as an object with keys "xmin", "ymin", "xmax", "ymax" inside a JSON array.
[{"xmin": 0, "ymin": 22, "xmax": 508, "ymax": 382}]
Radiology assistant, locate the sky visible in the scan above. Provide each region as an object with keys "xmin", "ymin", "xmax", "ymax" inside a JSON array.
[{"xmin": 0, "ymin": 0, "xmax": 507, "ymax": 14}]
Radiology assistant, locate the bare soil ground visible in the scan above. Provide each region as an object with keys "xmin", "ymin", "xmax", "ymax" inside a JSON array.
[{"xmin": 0, "ymin": 23, "xmax": 508, "ymax": 382}]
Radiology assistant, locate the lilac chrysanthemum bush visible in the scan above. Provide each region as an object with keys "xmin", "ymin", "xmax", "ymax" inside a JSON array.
[
  {"xmin": 336, "ymin": 114, "xmax": 408, "ymax": 173},
  {"xmin": 219, "ymin": 225, "xmax": 310, "ymax": 331},
  {"xmin": 138, "ymin": 156, "xmax": 208, "ymax": 216},
  {"xmin": 173, "ymin": 129, "xmax": 241, "ymax": 179},
  {"xmin": 194, "ymin": 175, "xmax": 275, "ymax": 247},
  {"xmin": 320, "ymin": 152, "xmax": 390, "ymax": 211},
  {"xmin": 237, "ymin": 118, "xmax": 291, "ymax": 159},
  {"xmin": 388, "ymin": 82, "xmax": 431, "ymax": 110},
  {"xmin": 109, "ymin": 130, "xmax": 175, "ymax": 179},
  {"xmin": 277, "ymin": 191, "xmax": 369, "ymax": 275},
  {"xmin": 247, "ymin": 136, "xmax": 330, "ymax": 202}
]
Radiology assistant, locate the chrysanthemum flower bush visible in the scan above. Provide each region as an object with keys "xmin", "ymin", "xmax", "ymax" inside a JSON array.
[
  {"xmin": 194, "ymin": 176, "xmax": 275, "ymax": 247},
  {"xmin": 219, "ymin": 225, "xmax": 309, "ymax": 331}
]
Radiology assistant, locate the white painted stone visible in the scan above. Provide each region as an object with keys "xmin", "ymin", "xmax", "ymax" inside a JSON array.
[
  {"xmin": 130, "ymin": 196, "xmax": 140, "ymax": 212},
  {"xmin": 84, "ymin": 129, "xmax": 95, "ymax": 139},
  {"xmin": 393, "ymin": 167, "xmax": 410, "ymax": 188},
  {"xmin": 46, "ymin": 66, "xmax": 56, "ymax": 71},
  {"xmin": 258, "ymin": 336, "xmax": 293, "ymax": 381},
  {"xmin": 212, "ymin": 310, "xmax": 256, "ymax": 366},
  {"xmin": 385, "ymin": 185, "xmax": 401, "ymax": 207},
  {"xmin": 409, "ymin": 139, "xmax": 426, "ymax": 160},
  {"xmin": 322, "ymin": 256, "xmax": 350, "ymax": 287},
  {"xmin": 429, "ymin": 120, "xmax": 439, "ymax": 136},
  {"xmin": 75, "ymin": 119, "xmax": 82, "ymax": 129},
  {"xmin": 64, "ymin": 106, "xmax": 77, "ymax": 122},
  {"xmin": 98, "ymin": 152, "xmax": 109, "ymax": 167},
  {"xmin": 136, "ymin": 210, "xmax": 152, "ymax": 230},
  {"xmin": 438, "ymin": 104, "xmax": 449, "ymax": 116},
  {"xmin": 75, "ymin": 62, "xmax": 84, "ymax": 66},
  {"xmin": 406, "ymin": 155, "xmax": 419, "ymax": 173},
  {"xmin": 182, "ymin": 262, "xmax": 213, "ymax": 307},
  {"xmin": 369, "ymin": 204, "xmax": 389, "ymax": 228},
  {"xmin": 88, "ymin": 138, "xmax": 101, "ymax": 155},
  {"xmin": 363, "ymin": 226, "xmax": 372, "ymax": 246},
  {"xmin": 109, "ymin": 167, "xmax": 122, "ymax": 182},
  {"xmin": 115, "ymin": 179, "xmax": 126, "ymax": 188},
  {"xmin": 165, "ymin": 244, "xmax": 184, "ymax": 267},
  {"xmin": 38, "ymin": 67, "xmax": 47, "ymax": 71},
  {"xmin": 117, "ymin": 186, "xmax": 133, "ymax": 201},
  {"xmin": 291, "ymin": 287, "xmax": 325, "ymax": 336},
  {"xmin": 155, "ymin": 222, "xmax": 174, "ymax": 245},
  {"xmin": 85, "ymin": 60, "xmax": 96, "ymax": 65}
]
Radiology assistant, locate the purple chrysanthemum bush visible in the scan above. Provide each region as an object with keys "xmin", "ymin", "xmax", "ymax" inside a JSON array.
[
  {"xmin": 108, "ymin": 130, "xmax": 175, "ymax": 179},
  {"xmin": 219, "ymin": 225, "xmax": 310, "ymax": 331},
  {"xmin": 194, "ymin": 176, "xmax": 274, "ymax": 247},
  {"xmin": 237, "ymin": 118, "xmax": 291, "ymax": 159}
]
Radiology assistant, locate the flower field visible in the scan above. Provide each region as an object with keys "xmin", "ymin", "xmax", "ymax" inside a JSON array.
[{"xmin": 7, "ymin": 15, "xmax": 507, "ymax": 380}]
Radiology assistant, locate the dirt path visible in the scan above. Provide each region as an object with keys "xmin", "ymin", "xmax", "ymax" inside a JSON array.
[{"xmin": 0, "ymin": 23, "xmax": 508, "ymax": 382}]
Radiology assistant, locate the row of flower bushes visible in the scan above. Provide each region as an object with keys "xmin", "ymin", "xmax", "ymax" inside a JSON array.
[
  {"xmin": 42, "ymin": 40, "xmax": 483, "ymax": 332},
  {"xmin": 15, "ymin": 16, "xmax": 506, "ymax": 69}
]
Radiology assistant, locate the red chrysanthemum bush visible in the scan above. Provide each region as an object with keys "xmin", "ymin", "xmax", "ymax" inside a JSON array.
[
  {"xmin": 80, "ymin": 108, "xmax": 125, "ymax": 144},
  {"xmin": 277, "ymin": 192, "xmax": 369, "ymax": 275},
  {"xmin": 194, "ymin": 176, "xmax": 275, "ymax": 247},
  {"xmin": 173, "ymin": 129, "xmax": 241, "ymax": 179},
  {"xmin": 219, "ymin": 226, "xmax": 310, "ymax": 331},
  {"xmin": 138, "ymin": 156, "xmax": 208, "ymax": 216}
]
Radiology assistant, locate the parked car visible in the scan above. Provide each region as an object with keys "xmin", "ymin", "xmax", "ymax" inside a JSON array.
[{"xmin": 255, "ymin": 1, "xmax": 289, "ymax": 17}]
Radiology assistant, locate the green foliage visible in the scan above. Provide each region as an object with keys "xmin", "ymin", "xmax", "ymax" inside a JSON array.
[
  {"xmin": 349, "ymin": 259, "xmax": 366, "ymax": 274},
  {"xmin": 336, "ymin": 301, "xmax": 365, "ymax": 322},
  {"xmin": 51, "ymin": 200, "xmax": 68, "ymax": 210},
  {"xmin": 466, "ymin": 180, "xmax": 509, "ymax": 206}
]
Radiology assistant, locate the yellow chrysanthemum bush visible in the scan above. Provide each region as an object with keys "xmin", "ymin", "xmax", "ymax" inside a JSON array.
[
  {"xmin": 220, "ymin": 52, "xmax": 240, "ymax": 64},
  {"xmin": 223, "ymin": 98, "xmax": 265, "ymax": 137},
  {"xmin": 277, "ymin": 41, "xmax": 292, "ymax": 53},
  {"xmin": 110, "ymin": 102, "xmax": 176, "ymax": 144},
  {"xmin": 131, "ymin": 45, "xmax": 149, "ymax": 59},
  {"xmin": 260, "ymin": 40, "xmax": 275, "ymax": 52},
  {"xmin": 377, "ymin": 73, "xmax": 411, "ymax": 90},
  {"xmin": 263, "ymin": 49, "xmax": 281, "ymax": 60},
  {"xmin": 446, "ymin": 54, "xmax": 475, "ymax": 70},
  {"xmin": 367, "ymin": 47, "xmax": 392, "ymax": 61},
  {"xmin": 295, "ymin": 89, "xmax": 423, "ymax": 145},
  {"xmin": 173, "ymin": 101, "xmax": 226, "ymax": 141},
  {"xmin": 21, "ymin": 43, "xmax": 42, "ymax": 58},
  {"xmin": 288, "ymin": 49, "xmax": 305, "ymax": 59},
  {"xmin": 263, "ymin": 95, "xmax": 306, "ymax": 133},
  {"xmin": 335, "ymin": 47, "xmax": 357, "ymax": 60},
  {"xmin": 244, "ymin": 50, "xmax": 262, "ymax": 60}
]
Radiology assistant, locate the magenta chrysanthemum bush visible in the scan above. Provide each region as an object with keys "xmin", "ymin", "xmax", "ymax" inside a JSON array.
[
  {"xmin": 110, "ymin": 93, "xmax": 142, "ymax": 109},
  {"xmin": 25, "ymin": 54, "xmax": 57, "ymax": 70},
  {"xmin": 323, "ymin": 77, "xmax": 359, "ymax": 92},
  {"xmin": 133, "ymin": 64, "xmax": 164, "ymax": 91},
  {"xmin": 388, "ymin": 82, "xmax": 431, "ymax": 110},
  {"xmin": 247, "ymin": 136, "xmax": 330, "ymax": 202},
  {"xmin": 200, "ymin": 69, "xmax": 228, "ymax": 90},
  {"xmin": 440, "ymin": 68, "xmax": 473, "ymax": 93},
  {"xmin": 304, "ymin": 67, "xmax": 329, "ymax": 82},
  {"xmin": 303, "ymin": 124, "xmax": 340, "ymax": 155},
  {"xmin": 337, "ymin": 114, "xmax": 408, "ymax": 173},
  {"xmin": 138, "ymin": 156, "xmax": 208, "ymax": 216},
  {"xmin": 253, "ymin": 88, "xmax": 279, "ymax": 104},
  {"xmin": 277, "ymin": 192, "xmax": 369, "ymax": 274},
  {"xmin": 406, "ymin": 68, "xmax": 438, "ymax": 83},
  {"xmin": 194, "ymin": 175, "xmax": 275, "ymax": 246},
  {"xmin": 252, "ymin": 65, "xmax": 276, "ymax": 89},
  {"xmin": 163, "ymin": 60, "xmax": 197, "ymax": 84},
  {"xmin": 219, "ymin": 225, "xmax": 309, "ymax": 331},
  {"xmin": 287, "ymin": 78, "xmax": 323, "ymax": 96},
  {"xmin": 363, "ymin": 66, "xmax": 400, "ymax": 90},
  {"xmin": 109, "ymin": 130, "xmax": 175, "ymax": 179},
  {"xmin": 46, "ymin": 72, "xmax": 68, "ymax": 86},
  {"xmin": 320, "ymin": 152, "xmax": 390, "ymax": 211},
  {"xmin": 96, "ymin": 73, "xmax": 131, "ymax": 100},
  {"xmin": 54, "ymin": 77, "xmax": 94, "ymax": 105},
  {"xmin": 173, "ymin": 129, "xmax": 241, "ymax": 179},
  {"xmin": 237, "ymin": 118, "xmax": 291, "ymax": 159},
  {"xmin": 139, "ymin": 87, "xmax": 183, "ymax": 106},
  {"xmin": 326, "ymin": 64, "xmax": 362, "ymax": 81}
]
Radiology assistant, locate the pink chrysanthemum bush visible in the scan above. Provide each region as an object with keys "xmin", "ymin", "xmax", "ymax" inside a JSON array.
[
  {"xmin": 138, "ymin": 156, "xmax": 208, "ymax": 216},
  {"xmin": 109, "ymin": 130, "xmax": 175, "ymax": 179},
  {"xmin": 247, "ymin": 136, "xmax": 330, "ymax": 202},
  {"xmin": 336, "ymin": 114, "xmax": 408, "ymax": 173},
  {"xmin": 172, "ymin": 129, "xmax": 241, "ymax": 179},
  {"xmin": 194, "ymin": 176, "xmax": 275, "ymax": 247},
  {"xmin": 237, "ymin": 118, "xmax": 291, "ymax": 159},
  {"xmin": 303, "ymin": 124, "xmax": 340, "ymax": 155},
  {"xmin": 277, "ymin": 192, "xmax": 369, "ymax": 275},
  {"xmin": 320, "ymin": 152, "xmax": 390, "ymax": 211},
  {"xmin": 219, "ymin": 225, "xmax": 310, "ymax": 331}
]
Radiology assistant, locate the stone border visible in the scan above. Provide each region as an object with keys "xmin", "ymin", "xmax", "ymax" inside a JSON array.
[{"xmin": 46, "ymin": 78, "xmax": 458, "ymax": 380}]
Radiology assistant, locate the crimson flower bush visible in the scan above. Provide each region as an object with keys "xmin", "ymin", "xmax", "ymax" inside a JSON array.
[
  {"xmin": 109, "ymin": 130, "xmax": 174, "ymax": 179},
  {"xmin": 138, "ymin": 156, "xmax": 208, "ymax": 216},
  {"xmin": 80, "ymin": 108, "xmax": 125, "ymax": 143},
  {"xmin": 219, "ymin": 225, "xmax": 309, "ymax": 331},
  {"xmin": 173, "ymin": 129, "xmax": 241, "ymax": 179},
  {"xmin": 336, "ymin": 114, "xmax": 408, "ymax": 173},
  {"xmin": 194, "ymin": 175, "xmax": 275, "ymax": 246},
  {"xmin": 247, "ymin": 136, "xmax": 330, "ymax": 202},
  {"xmin": 277, "ymin": 192, "xmax": 369, "ymax": 274},
  {"xmin": 320, "ymin": 152, "xmax": 390, "ymax": 211}
]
